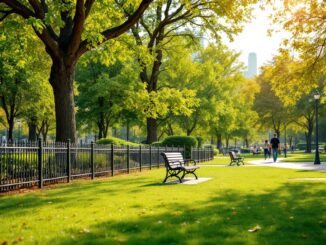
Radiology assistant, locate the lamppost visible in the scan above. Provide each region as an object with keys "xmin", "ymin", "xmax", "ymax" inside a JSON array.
[{"xmin": 313, "ymin": 91, "xmax": 320, "ymax": 165}]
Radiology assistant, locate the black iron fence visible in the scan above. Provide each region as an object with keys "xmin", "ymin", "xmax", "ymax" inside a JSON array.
[{"xmin": 0, "ymin": 140, "xmax": 213, "ymax": 192}]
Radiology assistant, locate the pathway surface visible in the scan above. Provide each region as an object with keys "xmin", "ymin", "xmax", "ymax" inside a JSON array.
[{"xmin": 249, "ymin": 158, "xmax": 326, "ymax": 172}]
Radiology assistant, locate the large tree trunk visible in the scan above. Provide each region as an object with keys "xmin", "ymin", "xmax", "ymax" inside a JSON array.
[
  {"xmin": 8, "ymin": 118, "xmax": 14, "ymax": 143},
  {"xmin": 50, "ymin": 60, "xmax": 77, "ymax": 143},
  {"xmin": 305, "ymin": 130, "xmax": 313, "ymax": 153},
  {"xmin": 216, "ymin": 134, "xmax": 222, "ymax": 150},
  {"xmin": 126, "ymin": 121, "xmax": 130, "ymax": 141},
  {"xmin": 28, "ymin": 116, "xmax": 37, "ymax": 142},
  {"xmin": 244, "ymin": 138, "xmax": 249, "ymax": 148},
  {"xmin": 146, "ymin": 118, "xmax": 157, "ymax": 143}
]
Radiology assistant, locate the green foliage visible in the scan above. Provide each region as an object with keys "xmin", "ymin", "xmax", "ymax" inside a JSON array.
[
  {"xmin": 161, "ymin": 136, "xmax": 197, "ymax": 158},
  {"xmin": 296, "ymin": 143, "xmax": 307, "ymax": 151},
  {"xmin": 196, "ymin": 136, "xmax": 203, "ymax": 148},
  {"xmin": 96, "ymin": 136, "xmax": 139, "ymax": 146},
  {"xmin": 213, "ymin": 148, "xmax": 219, "ymax": 156}
]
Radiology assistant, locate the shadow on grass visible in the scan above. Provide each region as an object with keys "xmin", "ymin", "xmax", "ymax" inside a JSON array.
[
  {"xmin": 52, "ymin": 182, "xmax": 326, "ymax": 245},
  {"xmin": 0, "ymin": 176, "xmax": 154, "ymax": 216}
]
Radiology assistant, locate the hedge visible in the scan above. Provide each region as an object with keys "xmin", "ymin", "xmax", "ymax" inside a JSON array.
[
  {"xmin": 96, "ymin": 136, "xmax": 140, "ymax": 146},
  {"xmin": 161, "ymin": 136, "xmax": 197, "ymax": 159}
]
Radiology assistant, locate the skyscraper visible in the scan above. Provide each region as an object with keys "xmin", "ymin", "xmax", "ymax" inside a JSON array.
[{"xmin": 244, "ymin": 52, "xmax": 257, "ymax": 79}]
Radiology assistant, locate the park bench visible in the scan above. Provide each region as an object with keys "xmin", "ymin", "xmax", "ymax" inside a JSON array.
[
  {"xmin": 229, "ymin": 151, "xmax": 244, "ymax": 166},
  {"xmin": 161, "ymin": 152, "xmax": 200, "ymax": 183}
]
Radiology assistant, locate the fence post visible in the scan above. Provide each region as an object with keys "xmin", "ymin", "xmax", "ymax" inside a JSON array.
[
  {"xmin": 67, "ymin": 139, "xmax": 71, "ymax": 183},
  {"xmin": 198, "ymin": 145, "xmax": 200, "ymax": 162},
  {"xmin": 127, "ymin": 145, "xmax": 130, "ymax": 174},
  {"xmin": 91, "ymin": 141, "xmax": 95, "ymax": 179},
  {"xmin": 157, "ymin": 147, "xmax": 160, "ymax": 168},
  {"xmin": 111, "ymin": 144, "xmax": 114, "ymax": 176},
  {"xmin": 139, "ymin": 145, "xmax": 142, "ymax": 172},
  {"xmin": 38, "ymin": 138, "xmax": 43, "ymax": 189},
  {"xmin": 149, "ymin": 145, "xmax": 152, "ymax": 170},
  {"xmin": 184, "ymin": 145, "xmax": 186, "ymax": 159}
]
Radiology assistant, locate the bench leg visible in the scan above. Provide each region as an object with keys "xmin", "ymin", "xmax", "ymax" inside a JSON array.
[
  {"xmin": 180, "ymin": 170, "xmax": 186, "ymax": 181},
  {"xmin": 163, "ymin": 169, "xmax": 183, "ymax": 183},
  {"xmin": 183, "ymin": 170, "xmax": 198, "ymax": 180},
  {"xmin": 162, "ymin": 169, "xmax": 170, "ymax": 183},
  {"xmin": 192, "ymin": 171, "xmax": 198, "ymax": 179}
]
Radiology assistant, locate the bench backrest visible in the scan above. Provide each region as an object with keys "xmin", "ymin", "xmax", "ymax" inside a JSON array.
[
  {"xmin": 161, "ymin": 152, "xmax": 184, "ymax": 168},
  {"xmin": 229, "ymin": 151, "xmax": 236, "ymax": 160}
]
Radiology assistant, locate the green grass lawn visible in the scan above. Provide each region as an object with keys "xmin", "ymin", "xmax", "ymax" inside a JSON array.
[{"xmin": 1, "ymin": 166, "xmax": 325, "ymax": 244}]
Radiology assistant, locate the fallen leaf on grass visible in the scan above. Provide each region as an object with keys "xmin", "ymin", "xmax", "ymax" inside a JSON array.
[
  {"xmin": 1, "ymin": 241, "xmax": 8, "ymax": 245},
  {"xmin": 248, "ymin": 225, "xmax": 261, "ymax": 233},
  {"xmin": 12, "ymin": 237, "xmax": 24, "ymax": 244},
  {"xmin": 79, "ymin": 228, "xmax": 91, "ymax": 234}
]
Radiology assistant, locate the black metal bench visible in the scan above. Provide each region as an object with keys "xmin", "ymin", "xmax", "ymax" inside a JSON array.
[
  {"xmin": 161, "ymin": 152, "xmax": 200, "ymax": 183},
  {"xmin": 229, "ymin": 151, "xmax": 244, "ymax": 166}
]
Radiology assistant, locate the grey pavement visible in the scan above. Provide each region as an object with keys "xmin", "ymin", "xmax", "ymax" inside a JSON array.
[{"xmin": 249, "ymin": 158, "xmax": 326, "ymax": 172}]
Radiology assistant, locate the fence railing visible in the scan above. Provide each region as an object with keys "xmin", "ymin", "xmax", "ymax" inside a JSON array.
[
  {"xmin": 191, "ymin": 147, "xmax": 215, "ymax": 162},
  {"xmin": 0, "ymin": 140, "xmax": 213, "ymax": 192}
]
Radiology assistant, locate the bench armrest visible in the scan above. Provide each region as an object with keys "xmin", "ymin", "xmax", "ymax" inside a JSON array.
[{"xmin": 184, "ymin": 159, "xmax": 197, "ymax": 166}]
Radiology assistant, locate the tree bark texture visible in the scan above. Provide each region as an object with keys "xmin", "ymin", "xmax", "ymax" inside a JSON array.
[
  {"xmin": 28, "ymin": 119, "xmax": 37, "ymax": 142},
  {"xmin": 50, "ymin": 60, "xmax": 77, "ymax": 143},
  {"xmin": 147, "ymin": 118, "xmax": 157, "ymax": 144}
]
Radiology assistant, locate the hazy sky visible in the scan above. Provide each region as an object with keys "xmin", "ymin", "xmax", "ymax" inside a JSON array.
[{"xmin": 226, "ymin": 4, "xmax": 289, "ymax": 71}]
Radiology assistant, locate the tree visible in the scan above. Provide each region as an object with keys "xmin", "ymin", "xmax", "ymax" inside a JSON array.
[
  {"xmin": 271, "ymin": 0, "xmax": 326, "ymax": 100},
  {"xmin": 254, "ymin": 66, "xmax": 288, "ymax": 138},
  {"xmin": 0, "ymin": 0, "xmax": 153, "ymax": 143},
  {"xmin": 1, "ymin": 18, "xmax": 39, "ymax": 141},
  {"xmin": 118, "ymin": 0, "xmax": 258, "ymax": 143},
  {"xmin": 76, "ymin": 58, "xmax": 142, "ymax": 140}
]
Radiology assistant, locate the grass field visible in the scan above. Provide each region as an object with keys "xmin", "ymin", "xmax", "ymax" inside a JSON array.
[{"xmin": 1, "ymin": 165, "xmax": 325, "ymax": 244}]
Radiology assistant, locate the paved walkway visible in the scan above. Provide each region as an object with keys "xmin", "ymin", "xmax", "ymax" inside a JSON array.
[{"xmin": 249, "ymin": 158, "xmax": 326, "ymax": 172}]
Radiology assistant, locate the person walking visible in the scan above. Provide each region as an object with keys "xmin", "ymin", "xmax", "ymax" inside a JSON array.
[
  {"xmin": 270, "ymin": 134, "xmax": 280, "ymax": 162},
  {"xmin": 263, "ymin": 140, "xmax": 270, "ymax": 160}
]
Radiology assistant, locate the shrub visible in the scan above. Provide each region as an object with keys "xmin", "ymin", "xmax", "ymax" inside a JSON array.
[
  {"xmin": 151, "ymin": 141, "xmax": 162, "ymax": 147},
  {"xmin": 296, "ymin": 143, "xmax": 306, "ymax": 151},
  {"xmin": 96, "ymin": 137, "xmax": 140, "ymax": 146},
  {"xmin": 240, "ymin": 148, "xmax": 251, "ymax": 153},
  {"xmin": 213, "ymin": 149, "xmax": 219, "ymax": 156},
  {"xmin": 203, "ymin": 144, "xmax": 214, "ymax": 149},
  {"xmin": 161, "ymin": 136, "xmax": 197, "ymax": 158}
]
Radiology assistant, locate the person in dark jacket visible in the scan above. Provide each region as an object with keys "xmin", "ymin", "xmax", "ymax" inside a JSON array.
[{"xmin": 270, "ymin": 134, "xmax": 280, "ymax": 162}]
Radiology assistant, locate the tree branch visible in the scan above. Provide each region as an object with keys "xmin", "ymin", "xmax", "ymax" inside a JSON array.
[
  {"xmin": 77, "ymin": 0, "xmax": 153, "ymax": 57},
  {"xmin": 67, "ymin": 0, "xmax": 85, "ymax": 62},
  {"xmin": 1, "ymin": 0, "xmax": 35, "ymax": 19}
]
